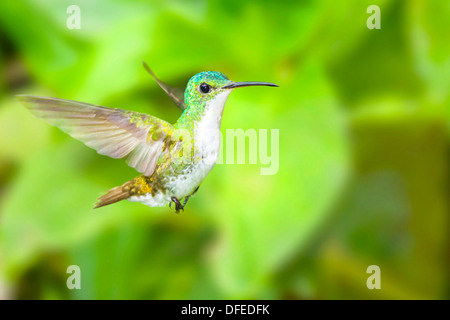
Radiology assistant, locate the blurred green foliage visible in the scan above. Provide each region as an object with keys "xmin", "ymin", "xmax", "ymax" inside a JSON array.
[{"xmin": 0, "ymin": 0, "xmax": 448, "ymax": 299}]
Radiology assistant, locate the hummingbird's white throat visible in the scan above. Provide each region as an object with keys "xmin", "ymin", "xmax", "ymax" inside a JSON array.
[{"xmin": 194, "ymin": 90, "xmax": 231, "ymax": 166}]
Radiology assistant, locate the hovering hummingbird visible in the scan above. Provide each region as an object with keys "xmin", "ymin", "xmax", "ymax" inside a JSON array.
[{"xmin": 18, "ymin": 63, "xmax": 278, "ymax": 213}]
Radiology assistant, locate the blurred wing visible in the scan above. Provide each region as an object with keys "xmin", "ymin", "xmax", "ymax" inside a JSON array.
[
  {"xmin": 18, "ymin": 95, "xmax": 173, "ymax": 177},
  {"xmin": 143, "ymin": 62, "xmax": 187, "ymax": 111}
]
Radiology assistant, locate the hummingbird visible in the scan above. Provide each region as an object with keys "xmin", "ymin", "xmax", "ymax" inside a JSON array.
[{"xmin": 18, "ymin": 63, "xmax": 278, "ymax": 213}]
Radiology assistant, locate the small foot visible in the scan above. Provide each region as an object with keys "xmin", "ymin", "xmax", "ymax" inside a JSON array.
[
  {"xmin": 181, "ymin": 186, "xmax": 199, "ymax": 208},
  {"xmin": 170, "ymin": 197, "xmax": 184, "ymax": 214},
  {"xmin": 182, "ymin": 195, "xmax": 190, "ymax": 207}
]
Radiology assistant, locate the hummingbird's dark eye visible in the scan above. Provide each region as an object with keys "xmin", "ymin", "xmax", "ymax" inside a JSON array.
[{"xmin": 199, "ymin": 83, "xmax": 211, "ymax": 94}]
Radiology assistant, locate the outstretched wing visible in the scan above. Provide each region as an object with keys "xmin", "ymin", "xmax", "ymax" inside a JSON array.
[
  {"xmin": 18, "ymin": 95, "xmax": 173, "ymax": 177},
  {"xmin": 143, "ymin": 62, "xmax": 187, "ymax": 111}
]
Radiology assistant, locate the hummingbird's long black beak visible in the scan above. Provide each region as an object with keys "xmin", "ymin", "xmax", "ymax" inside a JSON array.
[{"xmin": 221, "ymin": 81, "xmax": 279, "ymax": 89}]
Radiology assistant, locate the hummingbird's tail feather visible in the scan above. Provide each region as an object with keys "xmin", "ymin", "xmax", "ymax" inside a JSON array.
[
  {"xmin": 94, "ymin": 185, "xmax": 131, "ymax": 209},
  {"xmin": 93, "ymin": 176, "xmax": 153, "ymax": 209}
]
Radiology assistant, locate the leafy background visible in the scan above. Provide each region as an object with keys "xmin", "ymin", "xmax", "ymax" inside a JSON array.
[{"xmin": 0, "ymin": 0, "xmax": 448, "ymax": 299}]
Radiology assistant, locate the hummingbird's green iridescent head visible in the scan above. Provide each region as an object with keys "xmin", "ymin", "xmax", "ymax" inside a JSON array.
[
  {"xmin": 184, "ymin": 71, "xmax": 279, "ymax": 109},
  {"xmin": 184, "ymin": 71, "xmax": 231, "ymax": 109}
]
